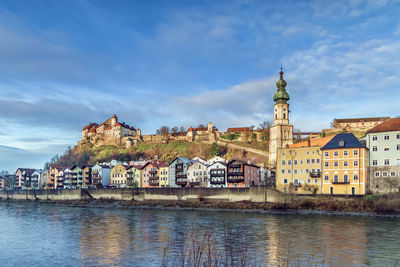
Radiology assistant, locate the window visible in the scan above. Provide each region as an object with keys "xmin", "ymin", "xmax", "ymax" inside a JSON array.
[
  {"xmin": 372, "ymin": 135, "xmax": 377, "ymax": 141},
  {"xmin": 372, "ymin": 160, "xmax": 377, "ymax": 166},
  {"xmin": 316, "ymin": 159, "xmax": 320, "ymax": 163},
  {"xmin": 390, "ymin": 172, "xmax": 396, "ymax": 177},
  {"xmin": 382, "ymin": 172, "xmax": 388, "ymax": 177},
  {"xmin": 287, "ymin": 169, "xmax": 291, "ymax": 174},
  {"xmin": 344, "ymin": 150, "xmax": 348, "ymax": 156},
  {"xmin": 283, "ymin": 179, "xmax": 288, "ymax": 184},
  {"xmin": 306, "ymin": 151, "xmax": 309, "ymax": 155},
  {"xmin": 281, "ymin": 169, "xmax": 285, "ymax": 174},
  {"xmin": 334, "ymin": 151, "xmax": 338, "ymax": 157},
  {"xmin": 307, "ymin": 179, "xmax": 311, "ymax": 183},
  {"xmin": 334, "ymin": 162, "xmax": 339, "ymax": 167},
  {"xmin": 334, "ymin": 175, "xmax": 338, "ymax": 183},
  {"xmin": 344, "ymin": 175, "xmax": 348, "ymax": 183},
  {"xmin": 397, "ymin": 144, "xmax": 400, "ymax": 150},
  {"xmin": 354, "ymin": 174, "xmax": 359, "ymax": 180},
  {"xmin": 354, "ymin": 150, "xmax": 358, "ymax": 156},
  {"xmin": 300, "ymin": 170, "xmax": 303, "ymax": 174},
  {"xmin": 372, "ymin": 146, "xmax": 377, "ymax": 152},
  {"xmin": 306, "ymin": 169, "xmax": 309, "ymax": 173},
  {"xmin": 325, "ymin": 175, "xmax": 329, "ymax": 181},
  {"xmin": 375, "ymin": 172, "xmax": 380, "ymax": 177},
  {"xmin": 325, "ymin": 152, "xmax": 329, "ymax": 157},
  {"xmin": 288, "ymin": 160, "xmax": 292, "ymax": 165},
  {"xmin": 294, "ymin": 179, "xmax": 299, "ymax": 185},
  {"xmin": 354, "ymin": 161, "xmax": 358, "ymax": 167},
  {"xmin": 282, "ymin": 160, "xmax": 286, "ymax": 165},
  {"xmin": 397, "ymin": 134, "xmax": 400, "ymax": 139},
  {"xmin": 300, "ymin": 160, "xmax": 304, "ymax": 164},
  {"xmin": 294, "ymin": 170, "xmax": 298, "ymax": 174},
  {"xmin": 306, "ymin": 159, "xmax": 310, "ymax": 164},
  {"xmin": 314, "ymin": 179, "xmax": 318, "ymax": 183},
  {"xmin": 294, "ymin": 160, "xmax": 298, "ymax": 165},
  {"xmin": 384, "ymin": 147, "xmax": 389, "ymax": 151},
  {"xmin": 344, "ymin": 161, "xmax": 348, "ymax": 167},
  {"xmin": 311, "ymin": 159, "xmax": 315, "ymax": 164},
  {"xmin": 325, "ymin": 162, "xmax": 329, "ymax": 167},
  {"xmin": 384, "ymin": 159, "xmax": 390, "ymax": 165},
  {"xmin": 384, "ymin": 135, "xmax": 389, "ymax": 140}
]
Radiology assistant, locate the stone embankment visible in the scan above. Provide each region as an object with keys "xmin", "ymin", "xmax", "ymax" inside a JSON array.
[{"xmin": 0, "ymin": 186, "xmax": 286, "ymax": 203}]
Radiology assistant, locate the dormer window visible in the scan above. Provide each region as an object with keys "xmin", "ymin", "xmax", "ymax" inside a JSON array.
[{"xmin": 339, "ymin": 140, "xmax": 345, "ymax": 147}]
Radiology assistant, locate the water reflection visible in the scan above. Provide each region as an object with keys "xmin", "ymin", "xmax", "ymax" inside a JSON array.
[{"xmin": 1, "ymin": 203, "xmax": 400, "ymax": 267}]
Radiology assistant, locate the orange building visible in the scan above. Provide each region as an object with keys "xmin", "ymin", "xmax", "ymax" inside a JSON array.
[
  {"xmin": 321, "ymin": 133, "xmax": 368, "ymax": 195},
  {"xmin": 141, "ymin": 161, "xmax": 168, "ymax": 188}
]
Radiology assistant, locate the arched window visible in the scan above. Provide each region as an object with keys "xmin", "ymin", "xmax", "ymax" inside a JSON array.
[{"xmin": 283, "ymin": 113, "xmax": 286, "ymax": 119}]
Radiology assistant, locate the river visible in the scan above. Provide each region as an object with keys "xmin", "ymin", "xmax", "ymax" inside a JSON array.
[{"xmin": 0, "ymin": 202, "xmax": 399, "ymax": 266}]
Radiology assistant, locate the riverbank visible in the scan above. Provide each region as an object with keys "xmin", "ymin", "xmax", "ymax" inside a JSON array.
[{"xmin": 3, "ymin": 194, "xmax": 400, "ymax": 218}]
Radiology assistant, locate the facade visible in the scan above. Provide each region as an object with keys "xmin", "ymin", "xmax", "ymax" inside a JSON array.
[
  {"xmin": 110, "ymin": 164, "xmax": 128, "ymax": 188},
  {"xmin": 141, "ymin": 161, "xmax": 169, "ymax": 188},
  {"xmin": 56, "ymin": 169, "xmax": 65, "ymax": 189},
  {"xmin": 187, "ymin": 161, "xmax": 208, "ymax": 187},
  {"xmin": 71, "ymin": 166, "xmax": 84, "ymax": 188},
  {"xmin": 185, "ymin": 122, "xmax": 217, "ymax": 143},
  {"xmin": 159, "ymin": 165, "xmax": 169, "ymax": 188},
  {"xmin": 40, "ymin": 171, "xmax": 49, "ymax": 189},
  {"xmin": 321, "ymin": 133, "xmax": 368, "ymax": 195},
  {"xmin": 82, "ymin": 166, "xmax": 92, "ymax": 188},
  {"xmin": 332, "ymin": 117, "xmax": 390, "ymax": 132},
  {"xmin": 48, "ymin": 166, "xmax": 63, "ymax": 189},
  {"xmin": 31, "ymin": 170, "xmax": 42, "ymax": 189},
  {"xmin": 126, "ymin": 165, "xmax": 142, "ymax": 188},
  {"xmin": 15, "ymin": 168, "xmax": 35, "ymax": 189},
  {"xmin": 63, "ymin": 168, "xmax": 73, "ymax": 189},
  {"xmin": 226, "ymin": 160, "xmax": 260, "ymax": 188},
  {"xmin": 269, "ymin": 69, "xmax": 293, "ymax": 168},
  {"xmin": 91, "ymin": 165, "xmax": 111, "ymax": 187},
  {"xmin": 169, "ymin": 157, "xmax": 192, "ymax": 188},
  {"xmin": 207, "ymin": 162, "xmax": 227, "ymax": 188},
  {"xmin": 275, "ymin": 136, "xmax": 334, "ymax": 194},
  {"xmin": 365, "ymin": 118, "xmax": 400, "ymax": 193}
]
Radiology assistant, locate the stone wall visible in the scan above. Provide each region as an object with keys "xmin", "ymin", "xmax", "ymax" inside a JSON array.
[{"xmin": 0, "ymin": 186, "xmax": 288, "ymax": 203}]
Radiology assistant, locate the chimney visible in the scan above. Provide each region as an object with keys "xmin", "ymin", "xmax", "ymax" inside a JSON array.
[{"xmin": 307, "ymin": 139, "xmax": 311, "ymax": 147}]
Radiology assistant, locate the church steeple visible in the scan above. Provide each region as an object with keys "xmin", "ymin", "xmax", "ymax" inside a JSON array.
[{"xmin": 273, "ymin": 67, "xmax": 290, "ymax": 104}]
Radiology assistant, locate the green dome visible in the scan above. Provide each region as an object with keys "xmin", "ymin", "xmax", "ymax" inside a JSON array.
[{"xmin": 273, "ymin": 69, "xmax": 290, "ymax": 104}]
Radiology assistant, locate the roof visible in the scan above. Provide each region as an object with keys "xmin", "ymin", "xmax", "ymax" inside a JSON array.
[
  {"xmin": 227, "ymin": 127, "xmax": 250, "ymax": 132},
  {"xmin": 170, "ymin": 157, "xmax": 191, "ymax": 165},
  {"xmin": 193, "ymin": 127, "xmax": 208, "ymax": 131},
  {"xmin": 16, "ymin": 168, "xmax": 36, "ymax": 175},
  {"xmin": 208, "ymin": 161, "xmax": 226, "ymax": 168},
  {"xmin": 334, "ymin": 117, "xmax": 390, "ymax": 123},
  {"xmin": 367, "ymin": 118, "xmax": 400, "ymax": 133},
  {"xmin": 321, "ymin": 133, "xmax": 365, "ymax": 150},
  {"xmin": 171, "ymin": 132, "xmax": 186, "ymax": 136},
  {"xmin": 289, "ymin": 135, "xmax": 335, "ymax": 148},
  {"xmin": 227, "ymin": 159, "xmax": 260, "ymax": 168},
  {"xmin": 141, "ymin": 161, "xmax": 169, "ymax": 169}
]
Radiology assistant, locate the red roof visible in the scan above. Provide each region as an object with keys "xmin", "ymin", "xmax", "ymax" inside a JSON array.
[
  {"xmin": 188, "ymin": 126, "xmax": 193, "ymax": 132},
  {"xmin": 367, "ymin": 118, "xmax": 400, "ymax": 133}
]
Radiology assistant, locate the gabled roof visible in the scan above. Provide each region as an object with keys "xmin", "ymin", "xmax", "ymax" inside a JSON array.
[
  {"xmin": 208, "ymin": 161, "xmax": 226, "ymax": 168},
  {"xmin": 227, "ymin": 159, "xmax": 259, "ymax": 168},
  {"xmin": 16, "ymin": 168, "xmax": 36, "ymax": 176},
  {"xmin": 367, "ymin": 118, "xmax": 400, "ymax": 134},
  {"xmin": 169, "ymin": 156, "xmax": 191, "ymax": 165},
  {"xmin": 321, "ymin": 133, "xmax": 365, "ymax": 150}
]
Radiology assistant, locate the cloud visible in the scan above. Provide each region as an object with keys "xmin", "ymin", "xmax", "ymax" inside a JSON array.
[{"xmin": 0, "ymin": 145, "xmax": 51, "ymax": 172}]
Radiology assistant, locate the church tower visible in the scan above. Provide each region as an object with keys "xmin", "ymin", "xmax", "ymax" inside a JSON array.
[{"xmin": 269, "ymin": 68, "xmax": 293, "ymax": 168}]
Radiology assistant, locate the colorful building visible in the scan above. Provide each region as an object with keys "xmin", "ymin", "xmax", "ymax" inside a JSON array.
[
  {"xmin": 159, "ymin": 165, "xmax": 169, "ymax": 188},
  {"xmin": 110, "ymin": 164, "xmax": 128, "ymax": 188},
  {"xmin": 276, "ymin": 136, "xmax": 334, "ymax": 194},
  {"xmin": 126, "ymin": 165, "xmax": 142, "ymax": 188},
  {"xmin": 187, "ymin": 161, "xmax": 208, "ymax": 187},
  {"xmin": 321, "ymin": 133, "xmax": 368, "ymax": 195},
  {"xmin": 92, "ymin": 164, "xmax": 111, "ymax": 188},
  {"xmin": 82, "ymin": 166, "xmax": 92, "ymax": 188},
  {"xmin": 15, "ymin": 168, "xmax": 35, "ymax": 189},
  {"xmin": 71, "ymin": 166, "xmax": 84, "ymax": 188},
  {"xmin": 141, "ymin": 161, "xmax": 169, "ymax": 188},
  {"xmin": 31, "ymin": 170, "xmax": 42, "ymax": 189},
  {"xmin": 365, "ymin": 118, "xmax": 400, "ymax": 193},
  {"xmin": 226, "ymin": 160, "xmax": 260, "ymax": 188},
  {"xmin": 169, "ymin": 157, "xmax": 192, "ymax": 188},
  {"xmin": 207, "ymin": 162, "xmax": 227, "ymax": 188}
]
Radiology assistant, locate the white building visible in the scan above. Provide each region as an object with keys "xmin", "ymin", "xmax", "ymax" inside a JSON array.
[{"xmin": 207, "ymin": 162, "xmax": 227, "ymax": 188}]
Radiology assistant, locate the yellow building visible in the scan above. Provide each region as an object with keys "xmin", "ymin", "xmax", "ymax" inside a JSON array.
[
  {"xmin": 276, "ymin": 136, "xmax": 334, "ymax": 194},
  {"xmin": 110, "ymin": 164, "xmax": 128, "ymax": 188},
  {"xmin": 159, "ymin": 165, "xmax": 169, "ymax": 188},
  {"xmin": 321, "ymin": 133, "xmax": 368, "ymax": 195}
]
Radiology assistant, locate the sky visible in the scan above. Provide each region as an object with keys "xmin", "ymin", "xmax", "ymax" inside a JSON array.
[{"xmin": 0, "ymin": 0, "xmax": 399, "ymax": 172}]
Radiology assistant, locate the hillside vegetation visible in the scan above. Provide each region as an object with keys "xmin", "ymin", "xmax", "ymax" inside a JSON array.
[{"xmin": 49, "ymin": 140, "xmax": 269, "ymax": 168}]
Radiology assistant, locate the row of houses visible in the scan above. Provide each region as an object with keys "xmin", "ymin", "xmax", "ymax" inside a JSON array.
[
  {"xmin": 1, "ymin": 156, "xmax": 263, "ymax": 190},
  {"xmin": 275, "ymin": 118, "xmax": 400, "ymax": 195}
]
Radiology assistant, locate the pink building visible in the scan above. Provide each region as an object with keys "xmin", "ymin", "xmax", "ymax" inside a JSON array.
[{"xmin": 226, "ymin": 160, "xmax": 260, "ymax": 188}]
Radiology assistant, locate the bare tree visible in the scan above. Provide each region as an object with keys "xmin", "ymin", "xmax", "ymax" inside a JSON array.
[
  {"xmin": 171, "ymin": 127, "xmax": 179, "ymax": 133},
  {"xmin": 179, "ymin": 126, "xmax": 186, "ymax": 132},
  {"xmin": 198, "ymin": 124, "xmax": 206, "ymax": 128}
]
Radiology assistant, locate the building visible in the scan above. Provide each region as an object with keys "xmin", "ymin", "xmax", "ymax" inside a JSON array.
[
  {"xmin": 187, "ymin": 161, "xmax": 208, "ymax": 187},
  {"xmin": 82, "ymin": 166, "xmax": 92, "ymax": 188},
  {"xmin": 185, "ymin": 122, "xmax": 217, "ymax": 142},
  {"xmin": 71, "ymin": 166, "xmax": 84, "ymax": 188},
  {"xmin": 91, "ymin": 165, "xmax": 111, "ymax": 188},
  {"xmin": 56, "ymin": 169, "xmax": 65, "ymax": 189},
  {"xmin": 206, "ymin": 156, "xmax": 226, "ymax": 165},
  {"xmin": 63, "ymin": 168, "xmax": 73, "ymax": 189},
  {"xmin": 269, "ymin": 69, "xmax": 293, "ymax": 168},
  {"xmin": 15, "ymin": 168, "xmax": 35, "ymax": 189},
  {"xmin": 126, "ymin": 165, "xmax": 142, "ymax": 188},
  {"xmin": 276, "ymin": 136, "xmax": 334, "ymax": 194},
  {"xmin": 192, "ymin": 157, "xmax": 207, "ymax": 164},
  {"xmin": 40, "ymin": 171, "xmax": 49, "ymax": 189},
  {"xmin": 140, "ymin": 161, "xmax": 167, "ymax": 188},
  {"xmin": 81, "ymin": 115, "xmax": 140, "ymax": 147},
  {"xmin": 31, "ymin": 170, "xmax": 42, "ymax": 189},
  {"xmin": 110, "ymin": 164, "xmax": 128, "ymax": 188},
  {"xmin": 169, "ymin": 157, "xmax": 192, "ymax": 188},
  {"xmin": 159, "ymin": 164, "xmax": 169, "ymax": 188},
  {"xmin": 332, "ymin": 117, "xmax": 390, "ymax": 132},
  {"xmin": 207, "ymin": 162, "xmax": 227, "ymax": 188},
  {"xmin": 321, "ymin": 133, "xmax": 368, "ymax": 195},
  {"xmin": 226, "ymin": 160, "xmax": 260, "ymax": 188},
  {"xmin": 48, "ymin": 166, "xmax": 65, "ymax": 189},
  {"xmin": 365, "ymin": 118, "xmax": 400, "ymax": 193},
  {"xmin": 2, "ymin": 175, "xmax": 16, "ymax": 190}
]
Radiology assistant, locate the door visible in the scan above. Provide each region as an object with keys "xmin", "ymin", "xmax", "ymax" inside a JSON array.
[
  {"xmin": 330, "ymin": 187, "xmax": 333, "ymax": 195},
  {"xmin": 352, "ymin": 187, "xmax": 355, "ymax": 195}
]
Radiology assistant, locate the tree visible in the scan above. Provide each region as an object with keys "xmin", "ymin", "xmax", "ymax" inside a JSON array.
[
  {"xmin": 210, "ymin": 142, "xmax": 219, "ymax": 157},
  {"xmin": 171, "ymin": 127, "xmax": 179, "ymax": 133},
  {"xmin": 179, "ymin": 126, "xmax": 186, "ymax": 132},
  {"xmin": 258, "ymin": 121, "xmax": 271, "ymax": 130},
  {"xmin": 198, "ymin": 124, "xmax": 206, "ymax": 128}
]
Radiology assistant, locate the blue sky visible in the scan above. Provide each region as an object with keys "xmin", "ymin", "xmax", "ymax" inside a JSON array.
[{"xmin": 0, "ymin": 0, "xmax": 399, "ymax": 171}]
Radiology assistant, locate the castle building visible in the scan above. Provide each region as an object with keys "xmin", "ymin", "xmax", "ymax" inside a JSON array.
[{"xmin": 269, "ymin": 69, "xmax": 294, "ymax": 168}]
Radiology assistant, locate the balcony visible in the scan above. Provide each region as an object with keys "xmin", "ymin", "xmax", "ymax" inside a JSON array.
[
  {"xmin": 150, "ymin": 170, "xmax": 157, "ymax": 174},
  {"xmin": 227, "ymin": 172, "xmax": 244, "ymax": 176},
  {"xmin": 175, "ymin": 174, "xmax": 187, "ymax": 179},
  {"xmin": 310, "ymin": 171, "xmax": 321, "ymax": 178},
  {"xmin": 227, "ymin": 177, "xmax": 244, "ymax": 183},
  {"xmin": 332, "ymin": 180, "xmax": 350, "ymax": 184},
  {"xmin": 210, "ymin": 178, "xmax": 225, "ymax": 185},
  {"xmin": 176, "ymin": 178, "xmax": 187, "ymax": 186},
  {"xmin": 149, "ymin": 180, "xmax": 159, "ymax": 186},
  {"xmin": 229, "ymin": 163, "xmax": 241, "ymax": 168},
  {"xmin": 189, "ymin": 181, "xmax": 200, "ymax": 186}
]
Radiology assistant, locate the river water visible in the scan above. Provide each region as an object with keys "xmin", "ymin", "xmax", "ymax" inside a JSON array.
[{"xmin": 0, "ymin": 202, "xmax": 399, "ymax": 266}]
